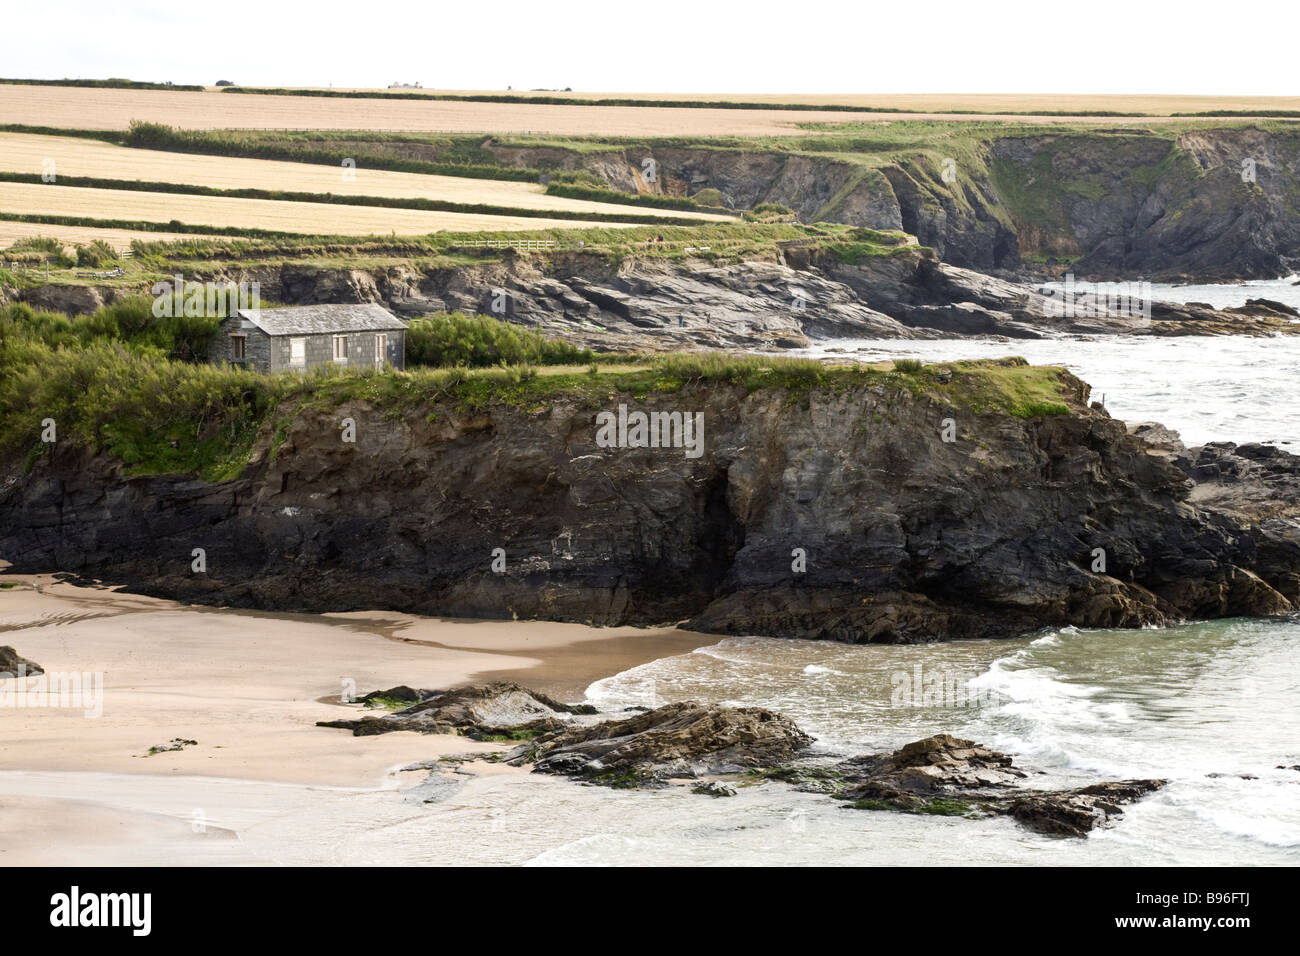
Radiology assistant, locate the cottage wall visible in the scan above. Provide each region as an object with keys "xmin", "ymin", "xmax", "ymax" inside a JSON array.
[
  {"xmin": 208, "ymin": 315, "xmax": 273, "ymax": 373},
  {"xmin": 268, "ymin": 330, "xmax": 405, "ymax": 372}
]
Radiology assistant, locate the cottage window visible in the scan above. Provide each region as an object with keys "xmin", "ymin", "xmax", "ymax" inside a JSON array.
[
  {"xmin": 332, "ymin": 335, "xmax": 348, "ymax": 361},
  {"xmin": 230, "ymin": 335, "xmax": 246, "ymax": 360},
  {"xmin": 290, "ymin": 337, "xmax": 306, "ymax": 366}
]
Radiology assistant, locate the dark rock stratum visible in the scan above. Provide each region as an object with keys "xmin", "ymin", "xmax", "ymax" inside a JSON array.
[{"xmin": 2, "ymin": 364, "xmax": 1298, "ymax": 644}]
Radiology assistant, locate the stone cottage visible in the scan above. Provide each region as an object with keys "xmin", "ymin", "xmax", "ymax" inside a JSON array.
[{"xmin": 209, "ymin": 303, "xmax": 408, "ymax": 373}]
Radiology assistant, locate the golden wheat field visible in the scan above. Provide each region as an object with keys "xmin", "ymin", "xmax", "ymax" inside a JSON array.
[
  {"xmin": 3, "ymin": 86, "xmax": 1288, "ymax": 139},
  {"xmin": 0, "ymin": 220, "xmax": 211, "ymax": 253},
  {"xmin": 312, "ymin": 89, "xmax": 1300, "ymax": 116},
  {"xmin": 0, "ymin": 182, "xmax": 640, "ymax": 236},
  {"xmin": 0, "ymin": 133, "xmax": 730, "ymax": 221},
  {"xmin": 3, "ymin": 84, "xmax": 1249, "ymax": 137},
  {"xmin": 0, "ymin": 85, "xmax": 860, "ymax": 136}
]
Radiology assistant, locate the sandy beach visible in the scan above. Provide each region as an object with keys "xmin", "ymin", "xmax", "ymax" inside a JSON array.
[{"xmin": 0, "ymin": 572, "xmax": 707, "ymax": 865}]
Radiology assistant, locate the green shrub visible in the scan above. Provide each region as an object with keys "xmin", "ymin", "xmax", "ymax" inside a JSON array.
[
  {"xmin": 4, "ymin": 236, "xmax": 65, "ymax": 257},
  {"xmin": 0, "ymin": 335, "xmax": 277, "ymax": 478},
  {"xmin": 744, "ymin": 202, "xmax": 797, "ymax": 223},
  {"xmin": 405, "ymin": 311, "xmax": 594, "ymax": 367},
  {"xmin": 0, "ymin": 296, "xmax": 219, "ymax": 360},
  {"xmin": 74, "ymin": 239, "xmax": 119, "ymax": 268}
]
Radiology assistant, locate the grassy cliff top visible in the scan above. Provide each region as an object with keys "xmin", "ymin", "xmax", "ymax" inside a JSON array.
[
  {"xmin": 3, "ymin": 333, "xmax": 1075, "ymax": 482},
  {"xmin": 1, "ymin": 220, "xmax": 918, "ymax": 287}
]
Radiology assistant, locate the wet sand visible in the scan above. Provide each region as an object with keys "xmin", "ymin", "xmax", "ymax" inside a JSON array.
[{"xmin": 0, "ymin": 572, "xmax": 709, "ymax": 864}]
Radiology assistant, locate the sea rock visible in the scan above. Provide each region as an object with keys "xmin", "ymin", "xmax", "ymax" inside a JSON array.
[
  {"xmin": 516, "ymin": 701, "xmax": 814, "ymax": 783},
  {"xmin": 692, "ymin": 781, "xmax": 738, "ymax": 798},
  {"xmin": 0, "ymin": 645, "xmax": 42, "ymax": 675},
  {"xmin": 837, "ymin": 733, "xmax": 1027, "ymax": 799},
  {"xmin": 837, "ymin": 734, "xmax": 1166, "ymax": 836},
  {"xmin": 1006, "ymin": 780, "xmax": 1167, "ymax": 838},
  {"xmin": 1128, "ymin": 421, "xmax": 1185, "ymax": 453},
  {"xmin": 318, "ymin": 681, "xmax": 588, "ymax": 737},
  {"xmin": 1182, "ymin": 440, "xmax": 1300, "ymax": 527},
  {"xmin": 356, "ymin": 685, "xmax": 428, "ymax": 705}
]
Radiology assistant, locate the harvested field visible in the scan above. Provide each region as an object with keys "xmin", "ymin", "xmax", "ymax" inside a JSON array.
[
  {"xmin": 276, "ymin": 89, "xmax": 1300, "ymax": 116},
  {"xmin": 0, "ymin": 182, "xmax": 638, "ymax": 236},
  {"xmin": 0, "ymin": 220, "xmax": 210, "ymax": 252},
  {"xmin": 0, "ymin": 84, "xmax": 859, "ymax": 136},
  {"xmin": 0, "ymin": 84, "xmax": 1244, "ymax": 137},
  {"xmin": 0, "ymin": 132, "xmax": 730, "ymax": 221}
]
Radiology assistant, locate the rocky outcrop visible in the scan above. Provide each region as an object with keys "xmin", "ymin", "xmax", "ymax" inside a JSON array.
[
  {"xmin": 0, "ymin": 645, "xmax": 42, "ymax": 675},
  {"xmin": 3, "ymin": 364, "xmax": 1298, "ymax": 643},
  {"xmin": 488, "ymin": 143, "xmax": 907, "ymax": 233},
  {"xmin": 1130, "ymin": 423, "xmax": 1300, "ymax": 529},
  {"xmin": 515, "ymin": 701, "xmax": 813, "ymax": 783},
  {"xmin": 319, "ymin": 686, "xmax": 1164, "ymax": 835},
  {"xmin": 828, "ymin": 255, "xmax": 1300, "ymax": 338},
  {"xmin": 517, "ymin": 702, "xmax": 811, "ymax": 785},
  {"xmin": 18, "ymin": 230, "xmax": 1298, "ymax": 342},
  {"xmin": 15, "ymin": 283, "xmax": 120, "ymax": 315},
  {"xmin": 316, "ymin": 682, "xmax": 812, "ymax": 781},
  {"xmin": 1183, "ymin": 442, "xmax": 1300, "ymax": 521},
  {"xmin": 277, "ymin": 249, "xmax": 928, "ymax": 350},
  {"xmin": 103, "ymin": 249, "xmax": 1300, "ymax": 351},
  {"xmin": 991, "ymin": 128, "xmax": 1300, "ymax": 280},
  {"xmin": 836, "ymin": 734, "xmax": 1165, "ymax": 837},
  {"xmin": 1006, "ymin": 780, "xmax": 1168, "ymax": 837},
  {"xmin": 317, "ymin": 681, "xmax": 591, "ymax": 737}
]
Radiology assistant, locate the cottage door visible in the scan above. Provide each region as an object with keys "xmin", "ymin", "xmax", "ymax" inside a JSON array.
[{"xmin": 375, "ymin": 333, "xmax": 388, "ymax": 367}]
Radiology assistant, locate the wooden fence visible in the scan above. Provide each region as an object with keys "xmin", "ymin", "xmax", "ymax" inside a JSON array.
[{"xmin": 454, "ymin": 239, "xmax": 557, "ymax": 250}]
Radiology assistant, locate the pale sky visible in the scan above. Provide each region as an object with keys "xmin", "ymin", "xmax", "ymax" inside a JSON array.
[{"xmin": 6, "ymin": 0, "xmax": 1296, "ymax": 95}]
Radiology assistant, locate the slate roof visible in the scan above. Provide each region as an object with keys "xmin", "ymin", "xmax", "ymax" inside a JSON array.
[{"xmin": 234, "ymin": 303, "xmax": 408, "ymax": 336}]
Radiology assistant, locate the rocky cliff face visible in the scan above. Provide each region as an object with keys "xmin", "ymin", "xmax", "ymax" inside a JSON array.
[
  {"xmin": 487, "ymin": 128, "xmax": 1300, "ymax": 279},
  {"xmin": 485, "ymin": 141, "xmax": 1021, "ymax": 268},
  {"xmin": 203, "ymin": 250, "xmax": 1300, "ymax": 345},
  {"xmin": 18, "ymin": 243, "xmax": 1298, "ymax": 344},
  {"xmin": 989, "ymin": 128, "xmax": 1300, "ymax": 279},
  {"xmin": 3, "ymin": 365, "xmax": 1297, "ymax": 642}
]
